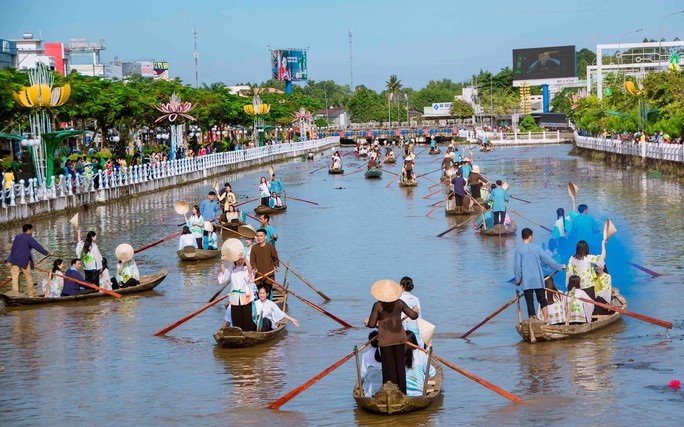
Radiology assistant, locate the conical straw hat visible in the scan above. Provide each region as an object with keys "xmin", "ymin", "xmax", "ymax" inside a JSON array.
[
  {"xmin": 115, "ymin": 243, "xmax": 134, "ymax": 262},
  {"xmin": 567, "ymin": 182, "xmax": 579, "ymax": 199},
  {"xmin": 221, "ymin": 238, "xmax": 244, "ymax": 262},
  {"xmin": 237, "ymin": 224, "xmax": 256, "ymax": 239},
  {"xmin": 175, "ymin": 201, "xmax": 189, "ymax": 215},
  {"xmin": 69, "ymin": 213, "xmax": 79, "ymax": 228},
  {"xmin": 204, "ymin": 222, "xmax": 214, "ymax": 232},
  {"xmin": 603, "ymin": 218, "xmax": 617, "ymax": 241},
  {"xmin": 370, "ymin": 279, "xmax": 403, "ymax": 302},
  {"xmin": 502, "ymin": 181, "xmax": 510, "ymax": 191},
  {"xmin": 417, "ymin": 318, "xmax": 436, "ymax": 347}
]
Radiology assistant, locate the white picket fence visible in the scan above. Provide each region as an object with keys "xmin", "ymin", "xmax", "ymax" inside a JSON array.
[
  {"xmin": 475, "ymin": 130, "xmax": 564, "ymax": 145},
  {"xmin": 574, "ymin": 133, "xmax": 684, "ymax": 162},
  {"xmin": 1, "ymin": 137, "xmax": 338, "ymax": 209}
]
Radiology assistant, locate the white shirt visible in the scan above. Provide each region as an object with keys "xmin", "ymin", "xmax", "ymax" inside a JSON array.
[
  {"xmin": 178, "ymin": 234, "xmax": 197, "ymax": 250},
  {"xmin": 75, "ymin": 241, "xmax": 103, "ymax": 271},
  {"xmin": 225, "ymin": 265, "xmax": 254, "ymax": 305},
  {"xmin": 253, "ymin": 299, "xmax": 285, "ymax": 329}
]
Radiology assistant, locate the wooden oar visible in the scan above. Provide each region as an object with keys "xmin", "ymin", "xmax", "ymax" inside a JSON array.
[
  {"xmin": 415, "ymin": 148, "xmax": 428, "ymax": 157},
  {"xmin": 425, "ymin": 196, "xmax": 448, "ymax": 218},
  {"xmin": 418, "ymin": 175, "xmax": 438, "ymax": 185},
  {"xmin": 546, "ymin": 288, "xmax": 672, "ymax": 329},
  {"xmin": 508, "ymin": 210, "xmax": 552, "ymax": 232},
  {"xmin": 342, "ymin": 168, "xmax": 363, "ymax": 177},
  {"xmin": 288, "ymin": 196, "xmax": 319, "ymax": 206},
  {"xmin": 428, "ymin": 180, "xmax": 448, "ymax": 190},
  {"xmin": 405, "ymin": 341, "xmax": 522, "ymax": 403},
  {"xmin": 509, "ymin": 195, "xmax": 531, "ymax": 204},
  {"xmin": 461, "ymin": 294, "xmax": 523, "ymax": 338},
  {"xmin": 436, "ymin": 216, "xmax": 473, "ymax": 237},
  {"xmin": 279, "ymin": 261, "xmax": 331, "ymax": 301},
  {"xmin": 154, "ymin": 294, "xmax": 229, "ymax": 336},
  {"xmin": 257, "ymin": 273, "xmax": 352, "ymax": 328},
  {"xmin": 134, "ymin": 231, "xmax": 183, "ymax": 254},
  {"xmin": 383, "ymin": 169, "xmax": 399, "ymax": 177},
  {"xmin": 385, "ymin": 174, "xmax": 400, "ymax": 188},
  {"xmin": 423, "ymin": 186, "xmax": 448, "ymax": 200},
  {"xmin": 268, "ymin": 337, "xmax": 377, "ymax": 409},
  {"xmin": 308, "ymin": 165, "xmax": 328, "ymax": 175},
  {"xmin": 244, "ymin": 212, "xmax": 260, "ymax": 222},
  {"xmin": 0, "ymin": 254, "xmax": 51, "ymax": 288},
  {"xmin": 208, "ymin": 279, "xmax": 231, "ymax": 303},
  {"xmin": 236, "ymin": 197, "xmax": 260, "ymax": 208},
  {"xmin": 35, "ymin": 267, "xmax": 122, "ymax": 298},
  {"xmin": 416, "ymin": 168, "xmax": 442, "ymax": 178}
]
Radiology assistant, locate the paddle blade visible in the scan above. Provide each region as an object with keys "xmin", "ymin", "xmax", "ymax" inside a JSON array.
[
  {"xmin": 269, "ymin": 165, "xmax": 275, "ymax": 177},
  {"xmin": 69, "ymin": 213, "xmax": 79, "ymax": 228},
  {"xmin": 417, "ymin": 318, "xmax": 435, "ymax": 347},
  {"xmin": 502, "ymin": 181, "xmax": 510, "ymax": 191},
  {"xmin": 221, "ymin": 238, "xmax": 244, "ymax": 261},
  {"xmin": 603, "ymin": 218, "xmax": 617, "ymax": 241},
  {"xmin": 567, "ymin": 182, "xmax": 578, "ymax": 199}
]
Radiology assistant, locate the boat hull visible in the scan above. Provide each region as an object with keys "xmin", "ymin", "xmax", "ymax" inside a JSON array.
[
  {"xmin": 364, "ymin": 168, "xmax": 382, "ymax": 179},
  {"xmin": 254, "ymin": 205, "xmax": 287, "ymax": 215},
  {"xmin": 177, "ymin": 247, "xmax": 221, "ymax": 261}
]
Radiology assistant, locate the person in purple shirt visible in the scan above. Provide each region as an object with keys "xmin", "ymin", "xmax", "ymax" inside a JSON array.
[
  {"xmin": 450, "ymin": 170, "xmax": 467, "ymax": 207},
  {"xmin": 61, "ymin": 259, "xmax": 89, "ymax": 297},
  {"xmin": 5, "ymin": 224, "xmax": 53, "ymax": 297}
]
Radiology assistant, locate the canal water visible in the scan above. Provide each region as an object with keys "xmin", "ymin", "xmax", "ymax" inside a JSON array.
[{"xmin": 0, "ymin": 145, "xmax": 682, "ymax": 426}]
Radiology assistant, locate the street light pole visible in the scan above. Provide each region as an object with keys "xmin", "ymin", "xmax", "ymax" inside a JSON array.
[
  {"xmin": 618, "ymin": 28, "xmax": 643, "ymax": 80},
  {"xmin": 404, "ymin": 93, "xmax": 409, "ymax": 125},
  {"xmin": 388, "ymin": 93, "xmax": 393, "ymax": 126},
  {"xmin": 659, "ymin": 10, "xmax": 684, "ymax": 69}
]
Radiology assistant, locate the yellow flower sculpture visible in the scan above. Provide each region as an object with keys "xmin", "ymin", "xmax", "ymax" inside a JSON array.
[
  {"xmin": 13, "ymin": 83, "xmax": 71, "ymax": 108},
  {"xmin": 243, "ymin": 95, "xmax": 270, "ymax": 115}
]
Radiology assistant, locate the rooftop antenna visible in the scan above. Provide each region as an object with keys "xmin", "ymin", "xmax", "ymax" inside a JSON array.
[
  {"xmin": 348, "ymin": 28, "xmax": 354, "ymax": 93},
  {"xmin": 193, "ymin": 27, "xmax": 199, "ymax": 89}
]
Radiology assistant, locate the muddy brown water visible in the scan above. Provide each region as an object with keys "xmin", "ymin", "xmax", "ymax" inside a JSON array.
[{"xmin": 0, "ymin": 146, "xmax": 682, "ymax": 425}]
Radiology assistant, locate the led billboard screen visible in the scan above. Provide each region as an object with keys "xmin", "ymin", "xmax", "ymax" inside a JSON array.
[
  {"xmin": 512, "ymin": 45, "xmax": 576, "ymax": 81},
  {"xmin": 271, "ymin": 49, "xmax": 308, "ymax": 82}
]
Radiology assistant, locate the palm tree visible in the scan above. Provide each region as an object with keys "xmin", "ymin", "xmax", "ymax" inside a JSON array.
[{"xmin": 385, "ymin": 75, "xmax": 402, "ymax": 124}]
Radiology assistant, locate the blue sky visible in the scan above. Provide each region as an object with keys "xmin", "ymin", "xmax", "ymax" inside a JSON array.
[{"xmin": 1, "ymin": 0, "xmax": 682, "ymax": 91}]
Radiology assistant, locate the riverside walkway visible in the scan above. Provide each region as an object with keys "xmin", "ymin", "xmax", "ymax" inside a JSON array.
[
  {"xmin": 574, "ymin": 133, "xmax": 684, "ymax": 163},
  {"xmin": 0, "ymin": 137, "xmax": 339, "ymax": 226}
]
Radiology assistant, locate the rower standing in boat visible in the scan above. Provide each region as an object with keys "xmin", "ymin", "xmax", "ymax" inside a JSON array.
[
  {"xmin": 254, "ymin": 285, "xmax": 300, "ymax": 331},
  {"xmin": 450, "ymin": 170, "xmax": 467, "ymax": 208},
  {"xmin": 259, "ymin": 177, "xmax": 270, "ymax": 207},
  {"xmin": 258, "ymin": 214, "xmax": 278, "ymax": 247},
  {"xmin": 75, "ymin": 229, "xmax": 103, "ymax": 287},
  {"xmin": 200, "ymin": 192, "xmax": 221, "ymax": 225},
  {"xmin": 218, "ymin": 183, "xmax": 237, "ymax": 211},
  {"xmin": 5, "ymin": 224, "xmax": 54, "ymax": 297},
  {"xmin": 402, "ymin": 154, "xmax": 415, "ymax": 182},
  {"xmin": 365, "ymin": 279, "xmax": 419, "ymax": 395},
  {"xmin": 220, "ymin": 254, "xmax": 256, "ymax": 331},
  {"xmin": 184, "ymin": 205, "xmax": 205, "ymax": 249},
  {"xmin": 488, "ymin": 180, "xmax": 509, "ymax": 226},
  {"xmin": 250, "ymin": 228, "xmax": 280, "ymax": 296},
  {"xmin": 331, "ymin": 151, "xmax": 341, "ymax": 170},
  {"xmin": 399, "ymin": 277, "xmax": 423, "ymax": 348},
  {"xmin": 514, "ymin": 228, "xmax": 566, "ymax": 323},
  {"xmin": 467, "ymin": 165, "xmax": 488, "ymax": 201},
  {"xmin": 269, "ymin": 173, "xmax": 285, "ymax": 199}
]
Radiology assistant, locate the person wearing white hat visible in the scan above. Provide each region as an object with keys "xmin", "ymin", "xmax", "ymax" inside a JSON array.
[
  {"xmin": 365, "ymin": 279, "xmax": 419, "ymax": 395},
  {"xmin": 115, "ymin": 244, "xmax": 140, "ymax": 288},
  {"xmin": 203, "ymin": 222, "xmax": 219, "ymax": 250},
  {"xmin": 402, "ymin": 155, "xmax": 415, "ymax": 182},
  {"xmin": 467, "ymin": 165, "xmax": 488, "ymax": 200},
  {"xmin": 219, "ymin": 254, "xmax": 256, "ymax": 331}
]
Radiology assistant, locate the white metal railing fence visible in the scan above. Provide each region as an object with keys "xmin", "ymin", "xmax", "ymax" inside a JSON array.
[
  {"xmin": 1, "ymin": 137, "xmax": 338, "ymax": 208},
  {"xmin": 475, "ymin": 130, "xmax": 563, "ymax": 145},
  {"xmin": 574, "ymin": 133, "xmax": 684, "ymax": 163}
]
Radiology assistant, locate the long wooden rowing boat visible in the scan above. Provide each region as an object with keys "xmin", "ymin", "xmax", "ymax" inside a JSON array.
[
  {"xmin": 479, "ymin": 221, "xmax": 517, "ymax": 236},
  {"xmin": 328, "ymin": 168, "xmax": 344, "ymax": 174},
  {"xmin": 353, "ymin": 361, "xmax": 443, "ymax": 414},
  {"xmin": 364, "ymin": 167, "xmax": 382, "ymax": 179},
  {"xmin": 213, "ymin": 291, "xmax": 289, "ymax": 348},
  {"xmin": 254, "ymin": 205, "xmax": 287, "ymax": 215},
  {"xmin": 399, "ymin": 179, "xmax": 418, "ymax": 187},
  {"xmin": 177, "ymin": 246, "xmax": 221, "ymax": 261},
  {"xmin": 516, "ymin": 291, "xmax": 627, "ymax": 342},
  {"xmin": 0, "ymin": 270, "xmax": 168, "ymax": 307}
]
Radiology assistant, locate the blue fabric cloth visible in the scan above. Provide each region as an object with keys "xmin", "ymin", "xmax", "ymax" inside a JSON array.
[
  {"xmin": 268, "ymin": 178, "xmax": 284, "ymax": 194},
  {"xmin": 552, "ymin": 218, "xmax": 572, "ymax": 239},
  {"xmin": 451, "ymin": 177, "xmax": 467, "ymax": 197},
  {"xmin": 263, "ymin": 225, "xmax": 277, "ymax": 246},
  {"xmin": 477, "ymin": 211, "xmax": 494, "ymax": 229},
  {"xmin": 430, "ymin": 139, "xmax": 436, "ymax": 148},
  {"xmin": 489, "ymin": 187, "xmax": 509, "ymax": 212},
  {"xmin": 61, "ymin": 267, "xmax": 86, "ymax": 296},
  {"xmin": 199, "ymin": 199, "xmax": 221, "ymax": 222},
  {"xmin": 460, "ymin": 164, "xmax": 472, "ymax": 179},
  {"xmin": 5, "ymin": 232, "xmax": 49, "ymax": 269},
  {"xmin": 567, "ymin": 214, "xmax": 601, "ymax": 246},
  {"xmin": 514, "ymin": 243, "xmax": 563, "ymax": 290}
]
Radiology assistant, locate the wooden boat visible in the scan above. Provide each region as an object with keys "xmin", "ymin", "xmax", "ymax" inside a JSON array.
[
  {"xmin": 384, "ymin": 157, "xmax": 396, "ymax": 164},
  {"xmin": 428, "ymin": 147, "xmax": 441, "ymax": 155},
  {"xmin": 328, "ymin": 168, "xmax": 344, "ymax": 174},
  {"xmin": 445, "ymin": 205, "xmax": 476, "ymax": 216},
  {"xmin": 254, "ymin": 205, "xmax": 287, "ymax": 215},
  {"xmin": 480, "ymin": 146, "xmax": 492, "ymax": 152},
  {"xmin": 177, "ymin": 246, "xmax": 221, "ymax": 261},
  {"xmin": 364, "ymin": 167, "xmax": 382, "ymax": 179},
  {"xmin": 478, "ymin": 221, "xmax": 517, "ymax": 236},
  {"xmin": 399, "ymin": 179, "xmax": 418, "ymax": 187},
  {"xmin": 516, "ymin": 291, "xmax": 627, "ymax": 343},
  {"xmin": 354, "ymin": 360, "xmax": 443, "ymax": 414},
  {"xmin": 213, "ymin": 290, "xmax": 288, "ymax": 348},
  {"xmin": 0, "ymin": 270, "xmax": 168, "ymax": 307}
]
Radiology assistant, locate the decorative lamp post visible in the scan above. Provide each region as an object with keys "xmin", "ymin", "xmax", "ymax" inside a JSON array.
[
  {"xmin": 155, "ymin": 93, "xmax": 197, "ymax": 160},
  {"xmin": 188, "ymin": 125, "xmax": 201, "ymax": 151},
  {"xmin": 292, "ymin": 108, "xmax": 313, "ymax": 142},
  {"xmin": 243, "ymin": 95, "xmax": 271, "ymax": 146},
  {"xmin": 12, "ymin": 63, "xmax": 76, "ymax": 185}
]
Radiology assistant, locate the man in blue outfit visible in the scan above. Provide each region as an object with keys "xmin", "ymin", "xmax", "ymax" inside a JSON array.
[
  {"xmin": 62, "ymin": 259, "xmax": 89, "ymax": 297},
  {"xmin": 514, "ymin": 228, "xmax": 566, "ymax": 322},
  {"xmin": 5, "ymin": 224, "xmax": 53, "ymax": 297},
  {"xmin": 489, "ymin": 180, "xmax": 509, "ymax": 225},
  {"xmin": 567, "ymin": 204, "xmax": 601, "ymax": 247},
  {"xmin": 269, "ymin": 173, "xmax": 285, "ymax": 196},
  {"xmin": 200, "ymin": 191, "xmax": 222, "ymax": 223}
]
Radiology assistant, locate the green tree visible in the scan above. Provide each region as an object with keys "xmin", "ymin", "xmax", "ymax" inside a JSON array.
[
  {"xmin": 518, "ymin": 115, "xmax": 541, "ymax": 132},
  {"xmin": 346, "ymin": 85, "xmax": 387, "ymax": 123},
  {"xmin": 576, "ymin": 48, "xmax": 596, "ymax": 80},
  {"xmin": 450, "ymin": 98, "xmax": 475, "ymax": 118}
]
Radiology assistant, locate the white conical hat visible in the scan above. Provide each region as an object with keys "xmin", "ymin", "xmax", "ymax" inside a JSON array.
[
  {"xmin": 237, "ymin": 224, "xmax": 256, "ymax": 239},
  {"xmin": 175, "ymin": 201, "xmax": 189, "ymax": 215},
  {"xmin": 417, "ymin": 318, "xmax": 436, "ymax": 347},
  {"xmin": 603, "ymin": 218, "xmax": 617, "ymax": 241},
  {"xmin": 567, "ymin": 182, "xmax": 579, "ymax": 199},
  {"xmin": 115, "ymin": 243, "xmax": 134, "ymax": 262},
  {"xmin": 221, "ymin": 238, "xmax": 244, "ymax": 262},
  {"xmin": 204, "ymin": 222, "xmax": 214, "ymax": 232},
  {"xmin": 69, "ymin": 213, "xmax": 79, "ymax": 228},
  {"xmin": 370, "ymin": 279, "xmax": 402, "ymax": 302}
]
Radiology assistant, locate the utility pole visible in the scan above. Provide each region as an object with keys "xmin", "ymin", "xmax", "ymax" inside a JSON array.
[
  {"xmin": 193, "ymin": 27, "xmax": 199, "ymax": 89},
  {"xmin": 348, "ymin": 29, "xmax": 354, "ymax": 93}
]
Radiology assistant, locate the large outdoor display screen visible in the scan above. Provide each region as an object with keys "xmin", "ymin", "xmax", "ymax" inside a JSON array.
[
  {"xmin": 512, "ymin": 46, "xmax": 576, "ymax": 81},
  {"xmin": 271, "ymin": 49, "xmax": 308, "ymax": 82}
]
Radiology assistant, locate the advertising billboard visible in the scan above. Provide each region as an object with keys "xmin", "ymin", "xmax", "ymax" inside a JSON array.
[
  {"xmin": 512, "ymin": 45, "xmax": 576, "ymax": 82},
  {"xmin": 271, "ymin": 49, "xmax": 308, "ymax": 82}
]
